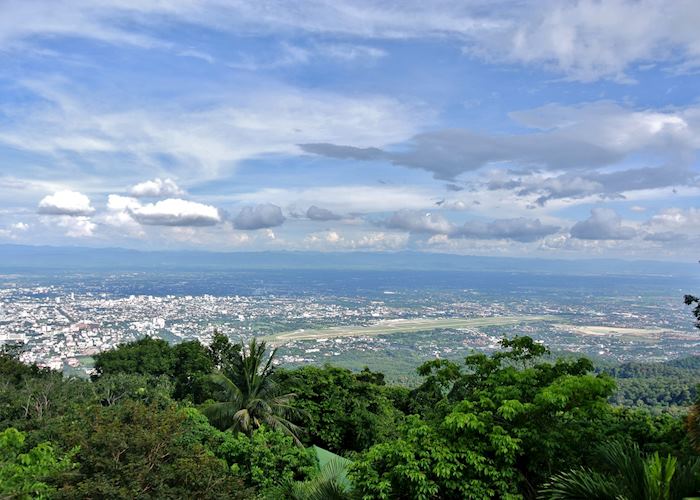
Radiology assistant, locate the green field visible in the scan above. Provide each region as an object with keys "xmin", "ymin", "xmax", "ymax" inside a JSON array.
[{"xmin": 264, "ymin": 315, "xmax": 556, "ymax": 344}]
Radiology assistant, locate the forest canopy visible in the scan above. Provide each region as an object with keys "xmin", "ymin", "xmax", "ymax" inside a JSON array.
[{"xmin": 0, "ymin": 330, "xmax": 698, "ymax": 499}]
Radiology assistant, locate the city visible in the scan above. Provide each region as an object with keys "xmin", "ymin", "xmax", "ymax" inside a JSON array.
[{"xmin": 2, "ymin": 270, "xmax": 697, "ymax": 380}]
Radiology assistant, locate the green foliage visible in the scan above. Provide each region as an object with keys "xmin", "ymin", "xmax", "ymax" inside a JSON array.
[
  {"xmin": 540, "ymin": 440, "xmax": 700, "ymax": 499},
  {"xmin": 273, "ymin": 458, "xmax": 354, "ymax": 500},
  {"xmin": 0, "ymin": 351, "xmax": 51, "ymax": 386},
  {"xmin": 685, "ymin": 294, "xmax": 700, "ymax": 330},
  {"xmin": 275, "ymin": 364, "xmax": 403, "ymax": 453},
  {"xmin": 687, "ymin": 395, "xmax": 700, "ymax": 454},
  {"xmin": 0, "ymin": 332, "xmax": 696, "ymax": 499},
  {"xmin": 350, "ymin": 336, "xmax": 617, "ymax": 498},
  {"xmin": 93, "ymin": 337, "xmax": 215, "ymax": 402},
  {"xmin": 216, "ymin": 426, "xmax": 317, "ymax": 493},
  {"xmin": 92, "ymin": 373, "xmax": 174, "ymax": 407},
  {"xmin": 204, "ymin": 339, "xmax": 305, "ymax": 442},
  {"xmin": 350, "ymin": 414, "xmax": 521, "ymax": 500},
  {"xmin": 208, "ymin": 330, "xmax": 241, "ymax": 371},
  {"xmin": 603, "ymin": 357, "xmax": 700, "ymax": 411},
  {"xmin": 0, "ymin": 370, "xmax": 95, "ymax": 437},
  {"xmin": 53, "ymin": 400, "xmax": 249, "ymax": 499},
  {"xmin": 93, "ymin": 337, "xmax": 175, "ymax": 378},
  {"xmin": 603, "ymin": 407, "xmax": 693, "ymax": 459},
  {"xmin": 171, "ymin": 340, "xmax": 215, "ymax": 401},
  {"xmin": 0, "ymin": 427, "xmax": 75, "ymax": 500}
]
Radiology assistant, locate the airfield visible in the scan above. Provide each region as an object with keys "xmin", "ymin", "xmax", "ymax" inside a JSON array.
[{"xmin": 264, "ymin": 315, "xmax": 556, "ymax": 344}]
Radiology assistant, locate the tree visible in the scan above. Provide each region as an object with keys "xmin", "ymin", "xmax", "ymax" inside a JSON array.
[
  {"xmin": 540, "ymin": 440, "xmax": 700, "ymax": 499},
  {"xmin": 91, "ymin": 373, "xmax": 174, "ymax": 407},
  {"xmin": 92, "ymin": 337, "xmax": 215, "ymax": 402},
  {"xmin": 275, "ymin": 365, "xmax": 403, "ymax": 453},
  {"xmin": 0, "ymin": 427, "xmax": 76, "ymax": 499},
  {"xmin": 203, "ymin": 339, "xmax": 305, "ymax": 443},
  {"xmin": 685, "ymin": 294, "xmax": 700, "ymax": 330},
  {"xmin": 686, "ymin": 395, "xmax": 700, "ymax": 455},
  {"xmin": 93, "ymin": 337, "xmax": 175, "ymax": 379},
  {"xmin": 207, "ymin": 330, "xmax": 240, "ymax": 371},
  {"xmin": 54, "ymin": 401, "xmax": 250, "ymax": 499},
  {"xmin": 171, "ymin": 340, "xmax": 214, "ymax": 402},
  {"xmin": 216, "ymin": 426, "xmax": 317, "ymax": 493},
  {"xmin": 350, "ymin": 336, "xmax": 617, "ymax": 498},
  {"xmin": 274, "ymin": 458, "xmax": 354, "ymax": 500}
]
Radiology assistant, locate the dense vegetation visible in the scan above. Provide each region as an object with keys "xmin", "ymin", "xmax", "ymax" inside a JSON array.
[
  {"xmin": 0, "ymin": 296, "xmax": 698, "ymax": 498},
  {"xmin": 602, "ymin": 357, "xmax": 700, "ymax": 412}
]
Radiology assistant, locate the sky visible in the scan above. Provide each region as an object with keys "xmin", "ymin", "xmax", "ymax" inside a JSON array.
[{"xmin": 0, "ymin": 0, "xmax": 699, "ymax": 260}]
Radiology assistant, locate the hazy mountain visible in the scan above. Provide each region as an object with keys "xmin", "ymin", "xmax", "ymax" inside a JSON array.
[{"xmin": 0, "ymin": 244, "xmax": 693, "ymax": 276}]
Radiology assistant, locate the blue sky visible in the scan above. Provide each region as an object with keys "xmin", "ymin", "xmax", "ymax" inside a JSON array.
[{"xmin": 1, "ymin": 0, "xmax": 699, "ymax": 260}]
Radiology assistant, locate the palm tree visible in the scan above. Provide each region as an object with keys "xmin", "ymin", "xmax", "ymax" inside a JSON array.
[
  {"xmin": 203, "ymin": 338, "xmax": 305, "ymax": 443},
  {"xmin": 539, "ymin": 440, "xmax": 700, "ymax": 499}
]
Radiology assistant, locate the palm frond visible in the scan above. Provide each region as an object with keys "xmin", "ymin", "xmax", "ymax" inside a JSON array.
[
  {"xmin": 669, "ymin": 456, "xmax": 700, "ymax": 500},
  {"xmin": 202, "ymin": 401, "xmax": 241, "ymax": 430},
  {"xmin": 596, "ymin": 440, "xmax": 645, "ymax": 499},
  {"xmin": 203, "ymin": 338, "xmax": 306, "ymax": 441},
  {"xmin": 209, "ymin": 372, "xmax": 243, "ymax": 404},
  {"xmin": 272, "ymin": 457, "xmax": 353, "ymax": 500},
  {"xmin": 538, "ymin": 467, "xmax": 623, "ymax": 499}
]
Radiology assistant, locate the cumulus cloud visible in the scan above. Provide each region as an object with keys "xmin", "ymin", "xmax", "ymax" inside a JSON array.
[
  {"xmin": 570, "ymin": 208, "xmax": 637, "ymax": 240},
  {"xmin": 454, "ymin": 218, "xmax": 560, "ymax": 242},
  {"xmin": 233, "ymin": 203, "xmax": 286, "ymax": 230},
  {"xmin": 306, "ymin": 205, "xmax": 343, "ymax": 221},
  {"xmin": 100, "ymin": 195, "xmax": 145, "ymax": 236},
  {"xmin": 129, "ymin": 198, "xmax": 222, "ymax": 226},
  {"xmin": 38, "ymin": 190, "xmax": 95, "ymax": 216},
  {"xmin": 383, "ymin": 210, "xmax": 454, "ymax": 235},
  {"xmin": 130, "ymin": 178, "xmax": 184, "ymax": 198}
]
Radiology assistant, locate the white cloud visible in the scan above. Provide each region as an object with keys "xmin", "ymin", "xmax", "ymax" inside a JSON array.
[
  {"xmin": 466, "ymin": 0, "xmax": 700, "ymax": 82},
  {"xmin": 56, "ymin": 216, "xmax": 96, "ymax": 238},
  {"xmin": 1, "ymin": 80, "xmax": 428, "ymax": 182},
  {"xmin": 3, "ymin": 1, "xmax": 700, "ymax": 81},
  {"xmin": 642, "ymin": 207, "xmax": 700, "ymax": 242},
  {"xmin": 130, "ymin": 178, "xmax": 184, "ymax": 198},
  {"xmin": 570, "ymin": 208, "xmax": 637, "ymax": 240},
  {"xmin": 315, "ymin": 43, "xmax": 387, "ymax": 61},
  {"xmin": 129, "ymin": 198, "xmax": 222, "ymax": 226},
  {"xmin": 37, "ymin": 190, "xmax": 95, "ymax": 216},
  {"xmin": 101, "ymin": 194, "xmax": 145, "ymax": 236}
]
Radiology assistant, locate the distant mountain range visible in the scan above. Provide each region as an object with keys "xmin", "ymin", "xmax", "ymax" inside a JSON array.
[{"xmin": 0, "ymin": 244, "xmax": 696, "ymax": 277}]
